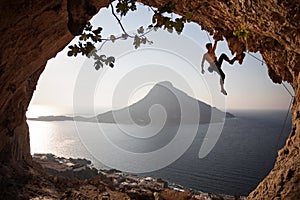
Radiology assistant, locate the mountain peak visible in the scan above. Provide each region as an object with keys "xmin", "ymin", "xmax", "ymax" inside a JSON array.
[
  {"xmin": 156, "ymin": 81, "xmax": 173, "ymax": 88},
  {"xmin": 97, "ymin": 81, "xmax": 234, "ymax": 124},
  {"xmin": 29, "ymin": 82, "xmax": 235, "ymax": 124}
]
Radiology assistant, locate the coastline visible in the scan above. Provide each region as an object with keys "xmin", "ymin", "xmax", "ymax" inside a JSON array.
[{"xmin": 33, "ymin": 153, "xmax": 245, "ymax": 200}]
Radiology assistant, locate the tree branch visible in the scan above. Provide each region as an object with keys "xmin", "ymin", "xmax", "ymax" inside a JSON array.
[{"xmin": 110, "ymin": 3, "xmax": 134, "ymax": 38}]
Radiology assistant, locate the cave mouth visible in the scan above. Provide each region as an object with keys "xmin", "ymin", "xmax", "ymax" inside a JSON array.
[
  {"xmin": 26, "ymin": 5, "xmax": 294, "ymax": 196},
  {"xmin": 1, "ymin": 0, "xmax": 299, "ymax": 199}
]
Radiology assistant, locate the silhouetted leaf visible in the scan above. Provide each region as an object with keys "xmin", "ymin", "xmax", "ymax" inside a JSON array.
[
  {"xmin": 110, "ymin": 35, "xmax": 116, "ymax": 42},
  {"xmin": 141, "ymin": 37, "xmax": 147, "ymax": 44},
  {"xmin": 67, "ymin": 0, "xmax": 190, "ymax": 70},
  {"xmin": 167, "ymin": 28, "xmax": 173, "ymax": 33},
  {"xmin": 122, "ymin": 33, "xmax": 128, "ymax": 39},
  {"xmin": 107, "ymin": 56, "xmax": 115, "ymax": 63},
  {"xmin": 116, "ymin": 0, "xmax": 137, "ymax": 16},
  {"xmin": 92, "ymin": 27, "xmax": 103, "ymax": 35},
  {"xmin": 133, "ymin": 35, "xmax": 141, "ymax": 49},
  {"xmin": 85, "ymin": 22, "xmax": 92, "ymax": 31},
  {"xmin": 184, "ymin": 12, "xmax": 192, "ymax": 22},
  {"xmin": 137, "ymin": 26, "xmax": 144, "ymax": 34},
  {"xmin": 99, "ymin": 55, "xmax": 106, "ymax": 62},
  {"xmin": 94, "ymin": 60, "xmax": 103, "ymax": 70},
  {"xmin": 79, "ymin": 33, "xmax": 88, "ymax": 41},
  {"xmin": 67, "ymin": 51, "xmax": 73, "ymax": 56}
]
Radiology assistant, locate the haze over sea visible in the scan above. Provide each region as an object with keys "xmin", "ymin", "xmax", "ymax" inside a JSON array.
[{"xmin": 28, "ymin": 109, "xmax": 291, "ymax": 196}]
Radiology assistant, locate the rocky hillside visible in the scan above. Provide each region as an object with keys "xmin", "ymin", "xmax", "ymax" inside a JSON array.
[
  {"xmin": 96, "ymin": 81, "xmax": 234, "ymax": 124},
  {"xmin": 29, "ymin": 81, "xmax": 234, "ymax": 124},
  {"xmin": 0, "ymin": 0, "xmax": 299, "ymax": 199},
  {"xmin": 28, "ymin": 154, "xmax": 243, "ymax": 200}
]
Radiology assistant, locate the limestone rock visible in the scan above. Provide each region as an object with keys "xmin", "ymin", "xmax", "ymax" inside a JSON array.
[{"xmin": 0, "ymin": 0, "xmax": 299, "ymax": 199}]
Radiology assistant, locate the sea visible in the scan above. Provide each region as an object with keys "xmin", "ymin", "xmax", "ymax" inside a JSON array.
[{"xmin": 28, "ymin": 110, "xmax": 291, "ymax": 196}]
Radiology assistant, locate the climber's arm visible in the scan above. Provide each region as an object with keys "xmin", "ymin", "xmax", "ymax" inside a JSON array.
[
  {"xmin": 201, "ymin": 54, "xmax": 206, "ymax": 74},
  {"xmin": 212, "ymin": 40, "xmax": 218, "ymax": 52}
]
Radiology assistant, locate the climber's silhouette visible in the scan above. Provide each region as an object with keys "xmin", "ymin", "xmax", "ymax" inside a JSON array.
[{"xmin": 201, "ymin": 40, "xmax": 245, "ymax": 95}]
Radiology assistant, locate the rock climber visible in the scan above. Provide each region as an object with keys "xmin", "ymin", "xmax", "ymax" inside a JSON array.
[{"xmin": 201, "ymin": 39, "xmax": 245, "ymax": 95}]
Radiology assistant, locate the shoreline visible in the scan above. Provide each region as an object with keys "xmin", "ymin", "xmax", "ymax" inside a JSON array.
[{"xmin": 33, "ymin": 153, "xmax": 245, "ymax": 200}]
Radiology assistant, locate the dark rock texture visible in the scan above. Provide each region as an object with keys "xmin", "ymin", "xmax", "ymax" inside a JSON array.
[
  {"xmin": 0, "ymin": 0, "xmax": 299, "ymax": 199},
  {"xmin": 0, "ymin": 0, "xmax": 110, "ymax": 162}
]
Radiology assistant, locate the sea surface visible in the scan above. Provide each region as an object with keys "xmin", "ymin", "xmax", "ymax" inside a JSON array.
[{"xmin": 28, "ymin": 110, "xmax": 291, "ymax": 196}]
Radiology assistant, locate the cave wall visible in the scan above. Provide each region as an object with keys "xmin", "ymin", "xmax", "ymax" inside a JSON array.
[
  {"xmin": 0, "ymin": 0, "xmax": 299, "ymax": 199},
  {"xmin": 0, "ymin": 0, "xmax": 110, "ymax": 162}
]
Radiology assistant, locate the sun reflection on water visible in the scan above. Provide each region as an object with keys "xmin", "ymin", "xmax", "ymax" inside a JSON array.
[
  {"xmin": 28, "ymin": 121, "xmax": 55, "ymax": 154},
  {"xmin": 26, "ymin": 104, "xmax": 63, "ymax": 118}
]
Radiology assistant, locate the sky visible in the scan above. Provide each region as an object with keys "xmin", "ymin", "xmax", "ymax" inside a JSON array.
[{"xmin": 27, "ymin": 2, "xmax": 294, "ymax": 117}]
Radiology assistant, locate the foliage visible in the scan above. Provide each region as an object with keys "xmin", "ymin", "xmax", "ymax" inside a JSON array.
[
  {"xmin": 258, "ymin": 14, "xmax": 264, "ymax": 24},
  {"xmin": 231, "ymin": 5, "xmax": 236, "ymax": 17},
  {"xmin": 233, "ymin": 24, "xmax": 253, "ymax": 41},
  {"xmin": 116, "ymin": 0, "xmax": 137, "ymax": 16},
  {"xmin": 67, "ymin": 22, "xmax": 102, "ymax": 57},
  {"xmin": 67, "ymin": 0, "xmax": 193, "ymax": 70},
  {"xmin": 151, "ymin": 2, "xmax": 192, "ymax": 33},
  {"xmin": 67, "ymin": 22, "xmax": 115, "ymax": 69}
]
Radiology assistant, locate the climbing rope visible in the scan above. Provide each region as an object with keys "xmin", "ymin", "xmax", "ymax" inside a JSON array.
[
  {"xmin": 276, "ymin": 96, "xmax": 294, "ymax": 149},
  {"xmin": 281, "ymin": 81, "xmax": 294, "ymax": 98},
  {"xmin": 204, "ymin": 30, "xmax": 294, "ymax": 163},
  {"xmin": 246, "ymin": 52, "xmax": 265, "ymax": 65},
  {"xmin": 245, "ymin": 52, "xmax": 294, "ymax": 98},
  {"xmin": 204, "ymin": 33, "xmax": 294, "ymax": 98},
  {"xmin": 244, "ymin": 52, "xmax": 294, "ymax": 152},
  {"xmin": 206, "ymin": 31, "xmax": 212, "ymax": 43}
]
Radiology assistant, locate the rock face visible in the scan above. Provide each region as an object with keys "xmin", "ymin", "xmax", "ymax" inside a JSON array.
[
  {"xmin": 31, "ymin": 153, "xmax": 242, "ymax": 200},
  {"xmin": 0, "ymin": 0, "xmax": 110, "ymax": 162},
  {"xmin": 0, "ymin": 0, "xmax": 299, "ymax": 199}
]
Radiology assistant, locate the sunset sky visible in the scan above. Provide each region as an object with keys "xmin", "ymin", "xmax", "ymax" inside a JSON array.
[{"xmin": 27, "ymin": 3, "xmax": 293, "ymax": 117}]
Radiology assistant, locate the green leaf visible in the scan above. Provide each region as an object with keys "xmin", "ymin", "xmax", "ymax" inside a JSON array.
[
  {"xmin": 174, "ymin": 21, "xmax": 183, "ymax": 32},
  {"xmin": 92, "ymin": 35, "xmax": 100, "ymax": 42},
  {"xmin": 184, "ymin": 12, "xmax": 192, "ymax": 22},
  {"xmin": 79, "ymin": 33, "xmax": 88, "ymax": 41},
  {"xmin": 72, "ymin": 47, "xmax": 78, "ymax": 54},
  {"xmin": 85, "ymin": 42, "xmax": 95, "ymax": 56},
  {"xmin": 67, "ymin": 51, "xmax": 73, "ymax": 56},
  {"xmin": 116, "ymin": 0, "xmax": 136, "ymax": 17},
  {"xmin": 158, "ymin": 2, "xmax": 175, "ymax": 13}
]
